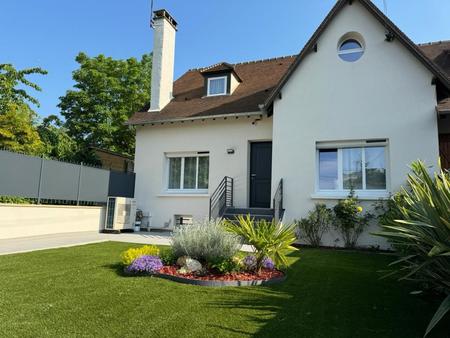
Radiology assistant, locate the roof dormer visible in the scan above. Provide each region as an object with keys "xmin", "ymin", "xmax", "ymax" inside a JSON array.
[{"xmin": 200, "ymin": 62, "xmax": 242, "ymax": 97}]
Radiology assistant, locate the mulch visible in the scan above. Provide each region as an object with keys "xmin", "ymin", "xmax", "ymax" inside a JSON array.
[{"xmin": 158, "ymin": 266, "xmax": 284, "ymax": 282}]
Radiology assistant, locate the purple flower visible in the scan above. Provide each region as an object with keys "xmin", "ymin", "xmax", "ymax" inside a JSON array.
[
  {"xmin": 262, "ymin": 257, "xmax": 275, "ymax": 270},
  {"xmin": 126, "ymin": 255, "xmax": 163, "ymax": 274},
  {"xmin": 243, "ymin": 255, "xmax": 257, "ymax": 271}
]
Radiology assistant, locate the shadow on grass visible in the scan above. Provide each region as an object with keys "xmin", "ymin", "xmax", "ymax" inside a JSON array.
[{"xmin": 207, "ymin": 249, "xmax": 448, "ymax": 338}]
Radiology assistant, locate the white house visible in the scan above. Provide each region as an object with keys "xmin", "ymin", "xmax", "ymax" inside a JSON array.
[{"xmin": 127, "ymin": 1, "xmax": 450, "ymax": 249}]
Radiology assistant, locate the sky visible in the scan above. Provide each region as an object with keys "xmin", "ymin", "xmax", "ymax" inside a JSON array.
[{"xmin": 1, "ymin": 0, "xmax": 449, "ymax": 119}]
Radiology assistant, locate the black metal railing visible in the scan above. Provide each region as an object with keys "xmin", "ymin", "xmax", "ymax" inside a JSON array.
[
  {"xmin": 209, "ymin": 176, "xmax": 233, "ymax": 220},
  {"xmin": 273, "ymin": 178, "xmax": 284, "ymax": 223}
]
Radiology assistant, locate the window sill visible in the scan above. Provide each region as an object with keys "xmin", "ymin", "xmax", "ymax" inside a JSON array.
[{"xmin": 311, "ymin": 192, "xmax": 390, "ymax": 201}]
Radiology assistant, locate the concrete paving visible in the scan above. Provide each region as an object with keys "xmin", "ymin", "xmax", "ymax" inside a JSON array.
[{"xmin": 0, "ymin": 231, "xmax": 254, "ymax": 255}]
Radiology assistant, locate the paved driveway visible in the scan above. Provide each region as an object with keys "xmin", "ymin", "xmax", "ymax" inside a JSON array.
[
  {"xmin": 0, "ymin": 231, "xmax": 173, "ymax": 255},
  {"xmin": 0, "ymin": 231, "xmax": 254, "ymax": 255}
]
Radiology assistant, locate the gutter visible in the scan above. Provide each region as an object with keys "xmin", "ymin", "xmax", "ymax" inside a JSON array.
[{"xmin": 127, "ymin": 111, "xmax": 265, "ymax": 126}]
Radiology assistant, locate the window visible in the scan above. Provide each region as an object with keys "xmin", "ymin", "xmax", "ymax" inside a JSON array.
[
  {"xmin": 317, "ymin": 145, "xmax": 387, "ymax": 193},
  {"xmin": 338, "ymin": 38, "xmax": 364, "ymax": 62},
  {"xmin": 167, "ymin": 154, "xmax": 209, "ymax": 192},
  {"xmin": 207, "ymin": 76, "xmax": 227, "ymax": 96}
]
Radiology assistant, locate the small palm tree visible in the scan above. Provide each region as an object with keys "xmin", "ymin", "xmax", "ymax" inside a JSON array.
[{"xmin": 224, "ymin": 215, "xmax": 298, "ymax": 272}]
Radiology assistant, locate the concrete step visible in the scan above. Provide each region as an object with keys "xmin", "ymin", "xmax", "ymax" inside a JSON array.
[{"xmin": 225, "ymin": 207, "xmax": 274, "ymax": 216}]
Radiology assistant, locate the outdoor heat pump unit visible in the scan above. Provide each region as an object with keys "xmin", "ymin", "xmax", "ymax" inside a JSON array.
[{"xmin": 104, "ymin": 197, "xmax": 137, "ymax": 231}]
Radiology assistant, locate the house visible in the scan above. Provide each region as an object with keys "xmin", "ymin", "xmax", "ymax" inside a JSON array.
[
  {"xmin": 90, "ymin": 146, "xmax": 134, "ymax": 173},
  {"xmin": 127, "ymin": 0, "xmax": 450, "ymax": 248}
]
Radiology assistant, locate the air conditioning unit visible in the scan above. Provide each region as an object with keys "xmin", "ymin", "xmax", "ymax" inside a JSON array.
[{"xmin": 104, "ymin": 197, "xmax": 137, "ymax": 231}]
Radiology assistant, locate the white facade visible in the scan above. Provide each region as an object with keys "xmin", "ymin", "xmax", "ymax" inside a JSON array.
[
  {"xmin": 134, "ymin": 2, "xmax": 444, "ymax": 249},
  {"xmin": 134, "ymin": 116, "xmax": 272, "ymax": 228}
]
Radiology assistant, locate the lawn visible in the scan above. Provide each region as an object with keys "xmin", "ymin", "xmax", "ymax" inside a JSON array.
[{"xmin": 0, "ymin": 242, "xmax": 447, "ymax": 338}]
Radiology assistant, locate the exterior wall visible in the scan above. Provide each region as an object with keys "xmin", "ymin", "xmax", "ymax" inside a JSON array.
[
  {"xmin": 134, "ymin": 116, "xmax": 272, "ymax": 228},
  {"xmin": 272, "ymin": 2, "xmax": 439, "ymax": 249},
  {"xmin": 0, "ymin": 204, "xmax": 105, "ymax": 239}
]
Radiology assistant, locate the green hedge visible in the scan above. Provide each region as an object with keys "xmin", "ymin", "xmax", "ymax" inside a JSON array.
[{"xmin": 0, "ymin": 196, "xmax": 34, "ymax": 204}]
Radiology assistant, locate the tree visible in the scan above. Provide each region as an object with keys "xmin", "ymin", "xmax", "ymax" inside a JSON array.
[
  {"xmin": 0, "ymin": 64, "xmax": 47, "ymax": 154},
  {"xmin": 37, "ymin": 115, "xmax": 77, "ymax": 161},
  {"xmin": 59, "ymin": 52, "xmax": 152, "ymax": 159},
  {"xmin": 0, "ymin": 103, "xmax": 44, "ymax": 155}
]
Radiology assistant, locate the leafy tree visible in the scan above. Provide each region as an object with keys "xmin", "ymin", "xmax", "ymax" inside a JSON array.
[
  {"xmin": 0, "ymin": 64, "xmax": 47, "ymax": 154},
  {"xmin": 0, "ymin": 103, "xmax": 44, "ymax": 155},
  {"xmin": 37, "ymin": 115, "xmax": 77, "ymax": 161},
  {"xmin": 59, "ymin": 52, "xmax": 152, "ymax": 159},
  {"xmin": 0, "ymin": 63, "xmax": 47, "ymax": 112}
]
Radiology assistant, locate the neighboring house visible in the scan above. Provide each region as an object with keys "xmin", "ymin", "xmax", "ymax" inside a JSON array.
[
  {"xmin": 127, "ymin": 1, "xmax": 450, "ymax": 248},
  {"xmin": 90, "ymin": 147, "xmax": 134, "ymax": 173}
]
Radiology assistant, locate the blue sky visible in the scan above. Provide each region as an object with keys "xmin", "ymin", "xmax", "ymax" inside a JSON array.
[{"xmin": 1, "ymin": 0, "xmax": 449, "ymax": 118}]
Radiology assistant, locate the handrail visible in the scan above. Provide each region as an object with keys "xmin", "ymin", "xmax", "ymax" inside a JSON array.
[
  {"xmin": 209, "ymin": 176, "xmax": 233, "ymax": 220},
  {"xmin": 273, "ymin": 178, "xmax": 284, "ymax": 223}
]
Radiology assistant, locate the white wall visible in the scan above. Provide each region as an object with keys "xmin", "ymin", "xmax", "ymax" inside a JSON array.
[
  {"xmin": 134, "ymin": 116, "xmax": 272, "ymax": 228},
  {"xmin": 0, "ymin": 204, "xmax": 105, "ymax": 239},
  {"xmin": 272, "ymin": 2, "xmax": 439, "ymax": 249}
]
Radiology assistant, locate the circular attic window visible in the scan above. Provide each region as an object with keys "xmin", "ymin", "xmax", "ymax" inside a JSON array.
[{"xmin": 338, "ymin": 35, "xmax": 365, "ymax": 62}]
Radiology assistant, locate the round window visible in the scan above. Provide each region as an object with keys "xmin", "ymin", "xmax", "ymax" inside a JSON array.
[{"xmin": 338, "ymin": 38, "xmax": 364, "ymax": 62}]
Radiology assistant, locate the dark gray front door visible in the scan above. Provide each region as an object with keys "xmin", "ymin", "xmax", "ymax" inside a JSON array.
[{"xmin": 250, "ymin": 142, "xmax": 272, "ymax": 208}]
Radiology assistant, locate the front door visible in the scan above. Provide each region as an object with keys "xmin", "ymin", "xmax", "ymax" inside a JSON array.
[
  {"xmin": 439, "ymin": 133, "xmax": 450, "ymax": 170},
  {"xmin": 250, "ymin": 142, "xmax": 272, "ymax": 208}
]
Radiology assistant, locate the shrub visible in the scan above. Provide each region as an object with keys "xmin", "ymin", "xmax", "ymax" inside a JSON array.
[
  {"xmin": 225, "ymin": 215, "xmax": 298, "ymax": 272},
  {"xmin": 125, "ymin": 255, "xmax": 163, "ymax": 274},
  {"xmin": 375, "ymin": 161, "xmax": 450, "ymax": 336},
  {"xmin": 159, "ymin": 247, "xmax": 177, "ymax": 266},
  {"xmin": 171, "ymin": 218, "xmax": 241, "ymax": 264},
  {"xmin": 210, "ymin": 257, "xmax": 241, "ymax": 274},
  {"xmin": 0, "ymin": 195, "xmax": 33, "ymax": 204},
  {"xmin": 121, "ymin": 245, "xmax": 160, "ymax": 266},
  {"xmin": 333, "ymin": 191, "xmax": 373, "ymax": 248},
  {"xmin": 242, "ymin": 255, "xmax": 275, "ymax": 271},
  {"xmin": 295, "ymin": 203, "xmax": 333, "ymax": 247}
]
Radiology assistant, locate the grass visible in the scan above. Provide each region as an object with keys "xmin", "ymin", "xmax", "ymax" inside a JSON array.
[{"xmin": 0, "ymin": 242, "xmax": 448, "ymax": 338}]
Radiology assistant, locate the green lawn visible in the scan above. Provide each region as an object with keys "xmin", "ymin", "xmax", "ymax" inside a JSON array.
[{"xmin": 0, "ymin": 242, "xmax": 448, "ymax": 338}]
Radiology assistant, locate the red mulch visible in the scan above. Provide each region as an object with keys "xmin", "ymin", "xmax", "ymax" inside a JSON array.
[{"xmin": 158, "ymin": 266, "xmax": 284, "ymax": 281}]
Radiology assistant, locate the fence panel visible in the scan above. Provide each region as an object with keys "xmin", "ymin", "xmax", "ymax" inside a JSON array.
[
  {"xmin": 108, "ymin": 171, "xmax": 136, "ymax": 198},
  {"xmin": 79, "ymin": 165, "xmax": 110, "ymax": 202},
  {"xmin": 0, "ymin": 151, "xmax": 41, "ymax": 198},
  {"xmin": 0, "ymin": 150, "xmax": 135, "ymax": 203}
]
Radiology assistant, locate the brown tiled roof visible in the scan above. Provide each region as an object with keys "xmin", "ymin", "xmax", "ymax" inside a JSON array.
[
  {"xmin": 127, "ymin": 56, "xmax": 296, "ymax": 125},
  {"xmin": 418, "ymin": 41, "xmax": 450, "ymax": 76},
  {"xmin": 128, "ymin": 1, "xmax": 450, "ymax": 125}
]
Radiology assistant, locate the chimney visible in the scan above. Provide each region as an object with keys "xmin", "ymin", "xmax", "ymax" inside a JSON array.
[{"xmin": 149, "ymin": 9, "xmax": 177, "ymax": 112}]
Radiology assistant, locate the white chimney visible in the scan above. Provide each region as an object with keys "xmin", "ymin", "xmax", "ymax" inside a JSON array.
[{"xmin": 149, "ymin": 9, "xmax": 177, "ymax": 112}]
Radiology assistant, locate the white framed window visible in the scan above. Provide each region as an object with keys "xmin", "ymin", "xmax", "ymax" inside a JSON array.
[
  {"xmin": 207, "ymin": 76, "xmax": 227, "ymax": 96},
  {"xmin": 316, "ymin": 141, "xmax": 388, "ymax": 197},
  {"xmin": 166, "ymin": 153, "xmax": 209, "ymax": 193},
  {"xmin": 338, "ymin": 36, "xmax": 364, "ymax": 62}
]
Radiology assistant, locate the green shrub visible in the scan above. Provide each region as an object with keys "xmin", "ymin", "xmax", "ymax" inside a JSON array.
[
  {"xmin": 159, "ymin": 247, "xmax": 177, "ymax": 266},
  {"xmin": 210, "ymin": 257, "xmax": 242, "ymax": 274},
  {"xmin": 333, "ymin": 191, "xmax": 373, "ymax": 248},
  {"xmin": 121, "ymin": 245, "xmax": 160, "ymax": 266},
  {"xmin": 295, "ymin": 203, "xmax": 333, "ymax": 247},
  {"xmin": 225, "ymin": 215, "xmax": 298, "ymax": 272},
  {"xmin": 375, "ymin": 160, "xmax": 450, "ymax": 336},
  {"xmin": 0, "ymin": 195, "xmax": 34, "ymax": 204},
  {"xmin": 171, "ymin": 219, "xmax": 241, "ymax": 264}
]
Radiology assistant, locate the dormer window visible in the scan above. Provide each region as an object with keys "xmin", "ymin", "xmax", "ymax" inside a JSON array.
[{"xmin": 207, "ymin": 76, "xmax": 227, "ymax": 96}]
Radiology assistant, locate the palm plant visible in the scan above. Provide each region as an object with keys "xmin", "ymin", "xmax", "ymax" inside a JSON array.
[
  {"xmin": 375, "ymin": 160, "xmax": 450, "ymax": 336},
  {"xmin": 224, "ymin": 215, "xmax": 298, "ymax": 272}
]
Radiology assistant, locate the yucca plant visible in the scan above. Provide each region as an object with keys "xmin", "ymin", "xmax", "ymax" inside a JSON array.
[
  {"xmin": 375, "ymin": 160, "xmax": 450, "ymax": 336},
  {"xmin": 224, "ymin": 215, "xmax": 298, "ymax": 272}
]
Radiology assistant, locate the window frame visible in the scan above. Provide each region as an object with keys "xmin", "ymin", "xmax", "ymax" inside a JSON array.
[
  {"xmin": 207, "ymin": 76, "xmax": 228, "ymax": 96},
  {"xmin": 338, "ymin": 38, "xmax": 364, "ymax": 62},
  {"xmin": 165, "ymin": 152, "xmax": 209, "ymax": 194},
  {"xmin": 315, "ymin": 142, "xmax": 389, "ymax": 198}
]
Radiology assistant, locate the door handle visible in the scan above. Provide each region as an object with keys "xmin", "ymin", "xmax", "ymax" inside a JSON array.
[{"xmin": 251, "ymin": 174, "xmax": 256, "ymax": 178}]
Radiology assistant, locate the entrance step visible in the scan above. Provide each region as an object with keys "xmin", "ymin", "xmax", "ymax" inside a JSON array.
[{"xmin": 223, "ymin": 207, "xmax": 274, "ymax": 222}]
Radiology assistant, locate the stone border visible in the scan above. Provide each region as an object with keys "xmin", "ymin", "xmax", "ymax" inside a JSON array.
[{"xmin": 151, "ymin": 272, "xmax": 287, "ymax": 287}]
